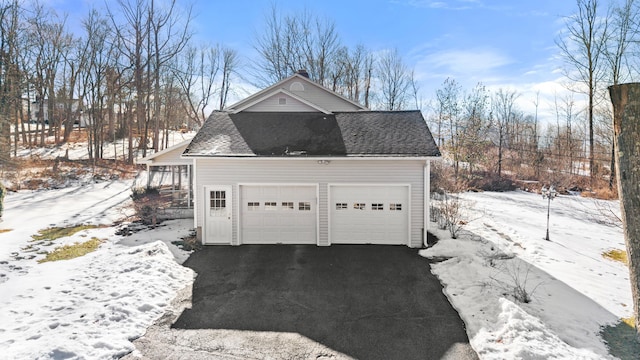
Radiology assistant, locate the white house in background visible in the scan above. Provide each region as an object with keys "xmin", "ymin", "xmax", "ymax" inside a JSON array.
[
  {"xmin": 151, "ymin": 71, "xmax": 441, "ymax": 247},
  {"xmin": 28, "ymin": 99, "xmax": 89, "ymax": 127}
]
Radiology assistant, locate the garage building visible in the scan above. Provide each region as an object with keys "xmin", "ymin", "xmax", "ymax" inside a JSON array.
[{"xmin": 181, "ymin": 72, "xmax": 441, "ymax": 248}]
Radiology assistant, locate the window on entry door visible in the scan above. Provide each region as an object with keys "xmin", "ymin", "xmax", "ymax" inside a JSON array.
[{"xmin": 210, "ymin": 191, "xmax": 226, "ymax": 209}]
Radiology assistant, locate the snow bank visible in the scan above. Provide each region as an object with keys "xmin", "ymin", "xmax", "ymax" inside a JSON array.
[
  {"xmin": 422, "ymin": 190, "xmax": 631, "ymax": 360},
  {"xmin": 0, "ymin": 241, "xmax": 194, "ymax": 359}
]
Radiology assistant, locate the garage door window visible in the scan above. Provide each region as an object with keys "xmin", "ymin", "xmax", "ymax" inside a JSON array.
[
  {"xmin": 390, "ymin": 203, "xmax": 402, "ymax": 211},
  {"xmin": 265, "ymin": 202, "xmax": 277, "ymax": 210},
  {"xmin": 354, "ymin": 203, "xmax": 366, "ymax": 210},
  {"xmin": 336, "ymin": 203, "xmax": 347, "ymax": 210},
  {"xmin": 372, "ymin": 203, "xmax": 384, "ymax": 210},
  {"xmin": 282, "ymin": 202, "xmax": 294, "ymax": 210},
  {"xmin": 248, "ymin": 202, "xmax": 260, "ymax": 211},
  {"xmin": 299, "ymin": 202, "xmax": 311, "ymax": 211}
]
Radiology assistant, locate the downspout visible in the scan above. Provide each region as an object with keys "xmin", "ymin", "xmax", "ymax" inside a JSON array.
[
  {"xmin": 192, "ymin": 158, "xmax": 198, "ymax": 230},
  {"xmin": 424, "ymin": 160, "xmax": 431, "ymax": 247}
]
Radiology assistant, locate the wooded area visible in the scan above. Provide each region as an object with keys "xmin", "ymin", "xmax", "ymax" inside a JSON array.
[{"xmin": 0, "ymin": 0, "xmax": 237, "ymax": 164}]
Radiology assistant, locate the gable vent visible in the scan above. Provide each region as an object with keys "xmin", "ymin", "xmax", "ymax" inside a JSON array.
[
  {"xmin": 278, "ymin": 97, "xmax": 286, "ymax": 105},
  {"xmin": 290, "ymin": 82, "xmax": 305, "ymax": 92}
]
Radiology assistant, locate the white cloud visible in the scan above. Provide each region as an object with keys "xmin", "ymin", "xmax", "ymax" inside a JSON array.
[
  {"xmin": 415, "ymin": 47, "xmax": 513, "ymax": 79},
  {"xmin": 410, "ymin": 45, "xmax": 583, "ymax": 125}
]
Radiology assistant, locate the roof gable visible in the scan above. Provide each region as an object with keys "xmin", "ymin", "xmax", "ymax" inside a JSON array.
[
  {"xmin": 138, "ymin": 139, "xmax": 193, "ymax": 165},
  {"xmin": 233, "ymin": 89, "xmax": 331, "ymax": 114},
  {"xmin": 226, "ymin": 73, "xmax": 368, "ymax": 113}
]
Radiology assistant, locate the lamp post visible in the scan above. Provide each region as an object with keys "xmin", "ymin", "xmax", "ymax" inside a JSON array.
[{"xmin": 541, "ymin": 185, "xmax": 558, "ymax": 241}]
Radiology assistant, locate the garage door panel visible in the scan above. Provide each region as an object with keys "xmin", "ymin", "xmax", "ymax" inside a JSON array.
[
  {"xmin": 241, "ymin": 185, "xmax": 317, "ymax": 244},
  {"xmin": 330, "ymin": 185, "xmax": 408, "ymax": 245}
]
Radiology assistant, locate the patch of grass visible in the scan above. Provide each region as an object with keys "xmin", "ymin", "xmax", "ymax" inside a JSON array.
[
  {"xmin": 0, "ymin": 229, "xmax": 12, "ymax": 234},
  {"xmin": 31, "ymin": 224, "xmax": 102, "ymax": 242},
  {"xmin": 38, "ymin": 237, "xmax": 104, "ymax": 263},
  {"xmin": 601, "ymin": 318, "xmax": 639, "ymax": 360},
  {"xmin": 622, "ymin": 316, "xmax": 636, "ymax": 328},
  {"xmin": 602, "ymin": 249, "xmax": 629, "ymax": 266}
]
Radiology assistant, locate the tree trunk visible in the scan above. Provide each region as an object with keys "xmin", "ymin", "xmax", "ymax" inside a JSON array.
[{"xmin": 609, "ymin": 83, "xmax": 640, "ymax": 340}]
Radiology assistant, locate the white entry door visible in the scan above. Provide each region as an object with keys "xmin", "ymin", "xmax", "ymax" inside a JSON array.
[
  {"xmin": 204, "ymin": 185, "xmax": 232, "ymax": 244},
  {"xmin": 330, "ymin": 185, "xmax": 409, "ymax": 245}
]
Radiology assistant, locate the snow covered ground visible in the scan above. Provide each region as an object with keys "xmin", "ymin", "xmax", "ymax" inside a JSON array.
[
  {"xmin": 0, "ymin": 179, "xmax": 195, "ymax": 359},
  {"xmin": 422, "ymin": 190, "xmax": 632, "ymax": 359},
  {"xmin": 15, "ymin": 130, "xmax": 195, "ymax": 161},
  {"xmin": 0, "ymin": 173, "xmax": 633, "ymax": 359}
]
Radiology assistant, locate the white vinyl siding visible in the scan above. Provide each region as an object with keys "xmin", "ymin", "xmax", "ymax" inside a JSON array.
[
  {"xmin": 243, "ymin": 93, "xmax": 321, "ymax": 112},
  {"xmin": 278, "ymin": 78, "xmax": 363, "ymax": 111},
  {"xmin": 194, "ymin": 158, "xmax": 426, "ymax": 248},
  {"xmin": 240, "ymin": 78, "xmax": 363, "ymax": 112}
]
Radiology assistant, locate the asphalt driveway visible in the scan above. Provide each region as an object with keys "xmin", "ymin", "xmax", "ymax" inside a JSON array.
[{"xmin": 173, "ymin": 245, "xmax": 478, "ymax": 360}]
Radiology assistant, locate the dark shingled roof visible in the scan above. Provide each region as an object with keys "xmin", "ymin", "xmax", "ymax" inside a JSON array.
[{"xmin": 184, "ymin": 111, "xmax": 441, "ymax": 157}]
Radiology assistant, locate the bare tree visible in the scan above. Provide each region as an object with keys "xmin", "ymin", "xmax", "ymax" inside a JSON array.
[
  {"xmin": 174, "ymin": 44, "xmax": 220, "ymax": 127},
  {"xmin": 252, "ymin": 5, "xmax": 341, "ymax": 87},
  {"xmin": 604, "ymin": 0, "xmax": 638, "ymax": 85},
  {"xmin": 80, "ymin": 8, "xmax": 115, "ymax": 161},
  {"xmin": 557, "ymin": 0, "xmax": 609, "ymax": 185},
  {"xmin": 0, "ymin": 0, "xmax": 21, "ymax": 163},
  {"xmin": 603, "ymin": 0, "xmax": 639, "ymax": 190},
  {"xmin": 59, "ymin": 33, "xmax": 90, "ymax": 144},
  {"xmin": 108, "ymin": 0, "xmax": 150, "ymax": 163},
  {"xmin": 219, "ymin": 47, "xmax": 239, "ymax": 110},
  {"xmin": 435, "ymin": 78, "xmax": 462, "ymax": 177},
  {"xmin": 459, "ymin": 83, "xmax": 490, "ymax": 176},
  {"xmin": 491, "ymin": 88, "xmax": 519, "ymax": 178},
  {"xmin": 376, "ymin": 48, "xmax": 411, "ymax": 111},
  {"xmin": 147, "ymin": 0, "xmax": 192, "ymax": 152}
]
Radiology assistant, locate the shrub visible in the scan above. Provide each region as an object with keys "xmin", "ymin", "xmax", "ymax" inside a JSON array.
[
  {"xmin": 581, "ymin": 187, "xmax": 619, "ymax": 200},
  {"xmin": 467, "ymin": 171, "xmax": 516, "ymax": 192},
  {"xmin": 131, "ymin": 187, "xmax": 168, "ymax": 226},
  {"xmin": 431, "ymin": 192, "xmax": 470, "ymax": 239},
  {"xmin": 491, "ymin": 260, "xmax": 543, "ymax": 304}
]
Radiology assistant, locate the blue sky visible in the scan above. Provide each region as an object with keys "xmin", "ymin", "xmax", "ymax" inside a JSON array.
[{"xmin": 56, "ymin": 0, "xmax": 582, "ymax": 122}]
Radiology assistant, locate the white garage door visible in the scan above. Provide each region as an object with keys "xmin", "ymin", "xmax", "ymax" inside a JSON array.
[
  {"xmin": 330, "ymin": 185, "xmax": 409, "ymax": 245},
  {"xmin": 240, "ymin": 185, "xmax": 317, "ymax": 244}
]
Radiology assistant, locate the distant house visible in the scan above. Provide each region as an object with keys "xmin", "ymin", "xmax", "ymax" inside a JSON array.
[
  {"xmin": 150, "ymin": 71, "xmax": 441, "ymax": 247},
  {"xmin": 29, "ymin": 99, "xmax": 88, "ymax": 127}
]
